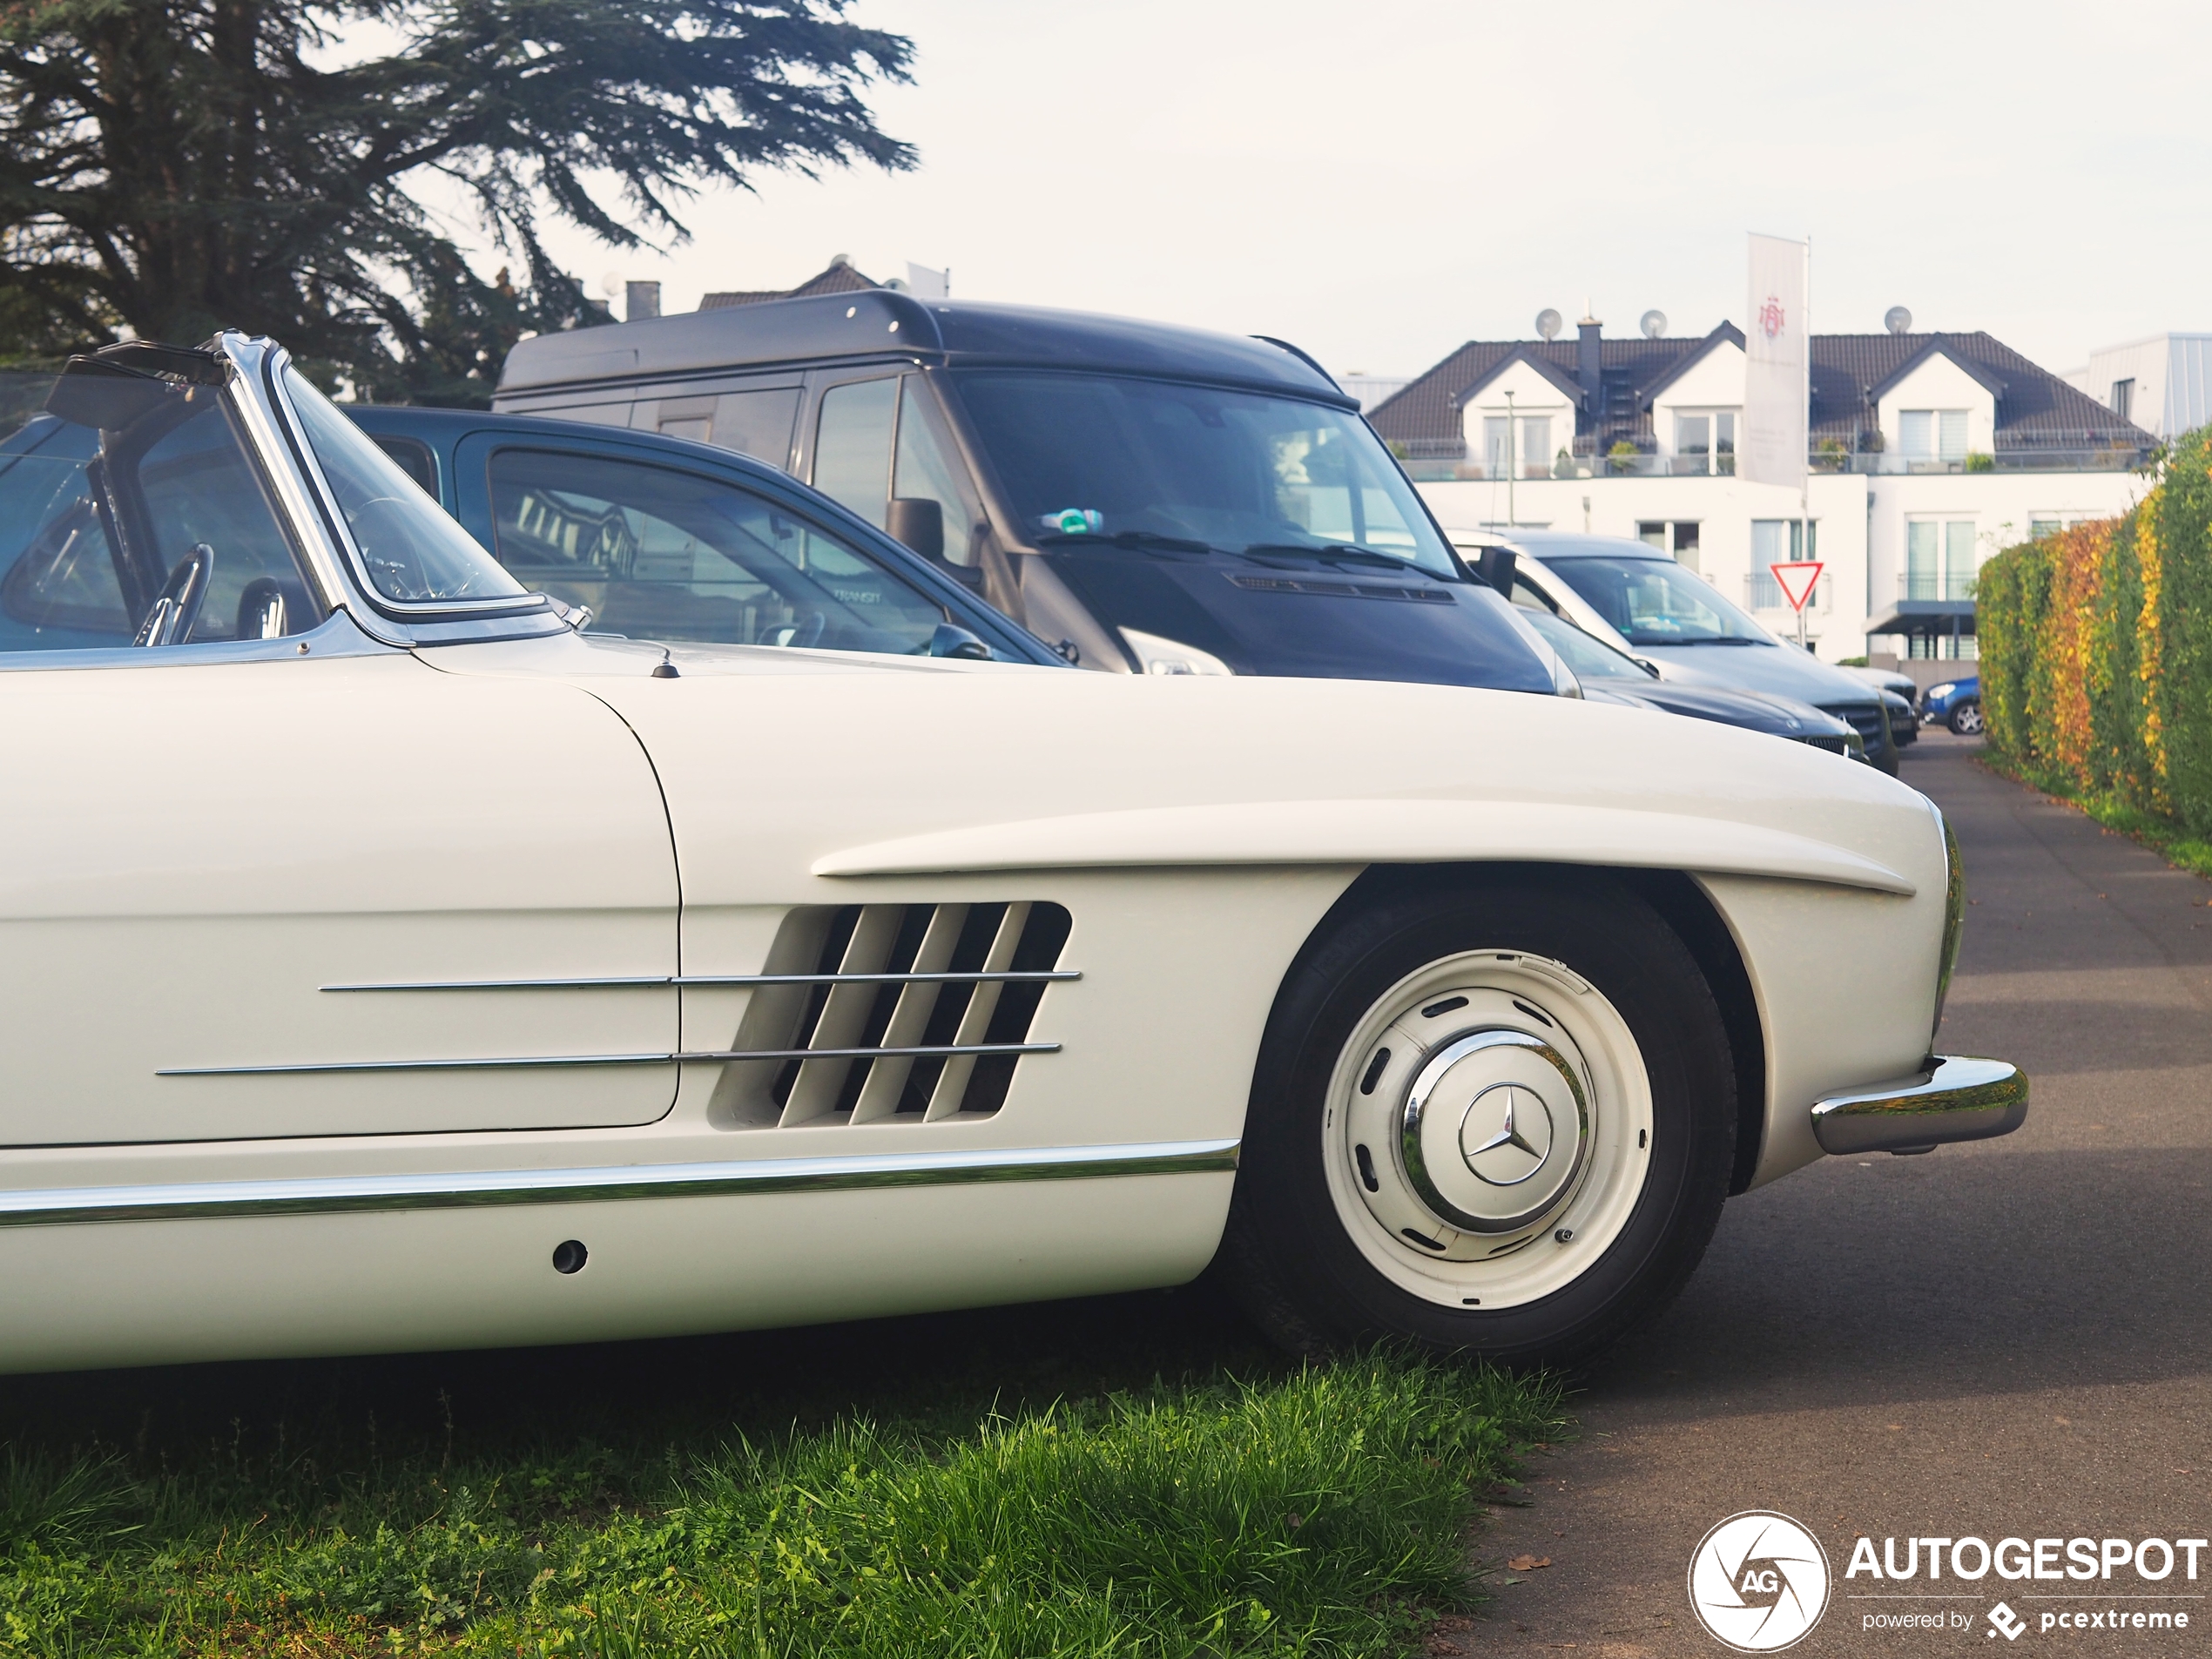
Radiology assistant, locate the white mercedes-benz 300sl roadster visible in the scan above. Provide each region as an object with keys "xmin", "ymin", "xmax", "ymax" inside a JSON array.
[{"xmin": 0, "ymin": 335, "xmax": 2024, "ymax": 1373}]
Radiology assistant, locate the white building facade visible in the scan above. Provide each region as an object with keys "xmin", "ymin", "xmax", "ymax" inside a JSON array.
[
  {"xmin": 1368, "ymin": 320, "xmax": 2155, "ymax": 664},
  {"xmin": 2064, "ymin": 334, "xmax": 2212, "ymax": 440}
]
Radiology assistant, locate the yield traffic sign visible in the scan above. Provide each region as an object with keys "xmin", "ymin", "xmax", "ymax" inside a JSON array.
[{"xmin": 1770, "ymin": 560, "xmax": 1824, "ymax": 612}]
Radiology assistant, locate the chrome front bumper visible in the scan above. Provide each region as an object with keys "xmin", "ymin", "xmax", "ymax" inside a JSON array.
[{"xmin": 1810, "ymin": 1055, "xmax": 2029, "ymax": 1157}]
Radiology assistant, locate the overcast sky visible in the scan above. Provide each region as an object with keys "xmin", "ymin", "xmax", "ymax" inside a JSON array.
[{"xmin": 513, "ymin": 0, "xmax": 2209, "ymax": 381}]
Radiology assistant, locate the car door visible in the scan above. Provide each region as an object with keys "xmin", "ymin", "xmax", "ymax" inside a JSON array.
[
  {"xmin": 0, "ymin": 380, "xmax": 680, "ymax": 1147},
  {"xmin": 448, "ymin": 434, "xmax": 961, "ymax": 656}
]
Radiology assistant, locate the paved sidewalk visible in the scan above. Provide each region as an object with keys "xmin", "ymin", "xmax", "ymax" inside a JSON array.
[{"xmin": 1453, "ymin": 734, "xmax": 2212, "ymax": 1656}]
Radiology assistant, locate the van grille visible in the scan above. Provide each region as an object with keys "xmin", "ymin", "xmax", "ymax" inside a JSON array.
[{"xmin": 713, "ymin": 903, "xmax": 1073, "ymax": 1128}]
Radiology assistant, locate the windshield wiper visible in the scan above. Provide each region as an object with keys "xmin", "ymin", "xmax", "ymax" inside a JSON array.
[
  {"xmin": 1241, "ymin": 542, "xmax": 1419, "ymax": 572},
  {"xmin": 1037, "ymin": 530, "xmax": 1217, "ymax": 555}
]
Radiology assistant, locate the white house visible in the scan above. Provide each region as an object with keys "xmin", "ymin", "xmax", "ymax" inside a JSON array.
[
  {"xmin": 1366, "ymin": 318, "xmax": 2155, "ymax": 664},
  {"xmin": 2063, "ymin": 334, "xmax": 2212, "ymax": 439}
]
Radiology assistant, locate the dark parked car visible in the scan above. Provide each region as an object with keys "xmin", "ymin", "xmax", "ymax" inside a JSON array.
[
  {"xmin": 341, "ymin": 407, "xmax": 1066, "ymax": 667},
  {"xmin": 1514, "ymin": 605, "xmax": 1865, "ymax": 760},
  {"xmin": 1921, "ymin": 675, "xmax": 1983, "ymax": 735},
  {"xmin": 1500, "ymin": 533, "xmax": 1903, "ymax": 775},
  {"xmin": 490, "ymin": 293, "xmax": 1561, "ymax": 696}
]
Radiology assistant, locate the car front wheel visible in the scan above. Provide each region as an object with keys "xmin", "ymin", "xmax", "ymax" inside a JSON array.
[
  {"xmin": 1949, "ymin": 700, "xmax": 1984, "ymax": 737},
  {"xmin": 1220, "ymin": 873, "xmax": 1737, "ymax": 1368}
]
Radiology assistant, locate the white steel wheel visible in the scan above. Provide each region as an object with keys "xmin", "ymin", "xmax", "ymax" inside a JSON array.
[
  {"xmin": 1220, "ymin": 871, "xmax": 1737, "ymax": 1367},
  {"xmin": 1322, "ymin": 951, "xmax": 1653, "ymax": 1312}
]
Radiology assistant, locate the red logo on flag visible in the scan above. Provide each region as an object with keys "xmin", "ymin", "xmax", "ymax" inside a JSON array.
[
  {"xmin": 1759, "ymin": 295, "xmax": 1786, "ymax": 339},
  {"xmin": 1770, "ymin": 561, "xmax": 1824, "ymax": 611}
]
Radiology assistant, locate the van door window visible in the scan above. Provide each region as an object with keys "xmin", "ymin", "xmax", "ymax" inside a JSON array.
[
  {"xmin": 812, "ymin": 377, "xmax": 897, "ymax": 529},
  {"xmin": 893, "ymin": 376, "xmax": 983, "ymax": 565},
  {"xmin": 714, "ymin": 388, "xmax": 802, "ymax": 469}
]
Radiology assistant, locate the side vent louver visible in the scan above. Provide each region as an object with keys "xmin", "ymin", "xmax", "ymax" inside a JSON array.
[{"xmin": 711, "ymin": 902, "xmax": 1074, "ymax": 1128}]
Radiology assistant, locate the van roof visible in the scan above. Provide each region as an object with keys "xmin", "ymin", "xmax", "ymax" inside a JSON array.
[{"xmin": 496, "ymin": 289, "xmax": 1354, "ymax": 408}]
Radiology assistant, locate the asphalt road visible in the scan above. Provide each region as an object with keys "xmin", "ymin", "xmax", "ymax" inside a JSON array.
[{"xmin": 1455, "ymin": 732, "xmax": 2212, "ymax": 1657}]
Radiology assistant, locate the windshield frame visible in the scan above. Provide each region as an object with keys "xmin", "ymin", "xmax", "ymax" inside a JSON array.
[
  {"xmin": 257, "ymin": 346, "xmax": 565, "ymax": 640},
  {"xmin": 938, "ymin": 367, "xmax": 1465, "ymax": 581}
]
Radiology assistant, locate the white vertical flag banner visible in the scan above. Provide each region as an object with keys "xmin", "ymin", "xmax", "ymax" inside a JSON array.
[{"xmin": 1741, "ymin": 233, "xmax": 1808, "ymax": 491}]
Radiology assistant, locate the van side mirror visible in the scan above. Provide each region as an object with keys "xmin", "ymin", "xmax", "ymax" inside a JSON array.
[
  {"xmin": 887, "ymin": 496, "xmax": 945, "ymax": 561},
  {"xmin": 1474, "ymin": 546, "xmax": 1517, "ymax": 595}
]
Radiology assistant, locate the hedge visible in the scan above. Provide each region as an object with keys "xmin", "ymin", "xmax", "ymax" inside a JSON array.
[{"xmin": 1979, "ymin": 426, "xmax": 2212, "ymax": 835}]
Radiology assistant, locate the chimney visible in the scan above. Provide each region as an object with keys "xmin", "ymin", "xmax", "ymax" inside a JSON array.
[
  {"xmin": 1576, "ymin": 307, "xmax": 1602, "ymax": 416},
  {"xmin": 625, "ymin": 280, "xmax": 662, "ymax": 322}
]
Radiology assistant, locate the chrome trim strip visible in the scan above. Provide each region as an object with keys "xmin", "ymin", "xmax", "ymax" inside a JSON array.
[
  {"xmin": 157, "ymin": 1042, "xmax": 1061, "ymax": 1077},
  {"xmin": 217, "ymin": 334, "xmax": 359, "ymax": 624},
  {"xmin": 320, "ymin": 970, "xmax": 1082, "ymax": 992},
  {"xmin": 1810, "ymin": 1054, "xmax": 2028, "ymax": 1156},
  {"xmin": 0, "ymin": 1137, "xmax": 1240, "ymax": 1228}
]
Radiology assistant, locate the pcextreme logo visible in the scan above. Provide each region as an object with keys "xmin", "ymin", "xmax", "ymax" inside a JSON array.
[{"xmin": 1689, "ymin": 1511, "xmax": 1831, "ymax": 1652}]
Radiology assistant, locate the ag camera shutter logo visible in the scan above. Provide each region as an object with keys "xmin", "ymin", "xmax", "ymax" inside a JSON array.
[{"xmin": 1688, "ymin": 1511, "xmax": 1831, "ymax": 1652}]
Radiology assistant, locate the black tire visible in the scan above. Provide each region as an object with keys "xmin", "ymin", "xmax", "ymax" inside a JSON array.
[
  {"xmin": 1219, "ymin": 870, "xmax": 1737, "ymax": 1370},
  {"xmin": 1948, "ymin": 700, "xmax": 1984, "ymax": 737}
]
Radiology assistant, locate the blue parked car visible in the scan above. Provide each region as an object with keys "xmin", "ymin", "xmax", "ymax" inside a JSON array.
[
  {"xmin": 341, "ymin": 406, "xmax": 1065, "ymax": 667},
  {"xmin": 1920, "ymin": 675, "xmax": 1982, "ymax": 736}
]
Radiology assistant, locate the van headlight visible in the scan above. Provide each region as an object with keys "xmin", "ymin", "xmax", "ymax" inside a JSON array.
[{"xmin": 1119, "ymin": 626, "xmax": 1233, "ymax": 676}]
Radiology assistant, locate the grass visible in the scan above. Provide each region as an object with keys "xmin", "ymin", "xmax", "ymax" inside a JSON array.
[
  {"xmin": 1978, "ymin": 751, "xmax": 2212, "ymax": 878},
  {"xmin": 0, "ymin": 1286, "xmax": 1567, "ymax": 1657}
]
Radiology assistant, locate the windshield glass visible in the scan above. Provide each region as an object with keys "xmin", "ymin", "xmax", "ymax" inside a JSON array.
[
  {"xmin": 949, "ymin": 371, "xmax": 1457, "ymax": 578},
  {"xmin": 1515, "ymin": 606, "xmax": 1649, "ymax": 679},
  {"xmin": 282, "ymin": 367, "xmax": 527, "ymax": 604},
  {"xmin": 1541, "ymin": 555, "xmax": 1774, "ymax": 647}
]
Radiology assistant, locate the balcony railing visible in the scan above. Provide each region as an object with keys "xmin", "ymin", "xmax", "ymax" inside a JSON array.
[{"xmin": 1393, "ymin": 435, "xmax": 2153, "ymax": 482}]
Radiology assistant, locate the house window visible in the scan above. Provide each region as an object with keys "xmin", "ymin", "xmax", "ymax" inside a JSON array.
[
  {"xmin": 1899, "ymin": 409, "xmax": 1970, "ymax": 463},
  {"xmin": 1672, "ymin": 521, "xmax": 1701, "ymax": 573},
  {"xmin": 2110, "ymin": 379, "xmax": 2134, "ymax": 421},
  {"xmin": 1907, "ymin": 519, "xmax": 1978, "ymax": 599},
  {"xmin": 1521, "ymin": 416, "xmax": 1551, "ymax": 479},
  {"xmin": 1750, "ymin": 518, "xmax": 1816, "ymax": 608},
  {"xmin": 1637, "ymin": 521, "xmax": 1666, "ymax": 550},
  {"xmin": 1483, "ymin": 416, "xmax": 1510, "ymax": 479},
  {"xmin": 1672, "ymin": 410, "xmax": 1738, "ymax": 475},
  {"xmin": 2028, "ymin": 513, "xmax": 2095, "ymax": 541}
]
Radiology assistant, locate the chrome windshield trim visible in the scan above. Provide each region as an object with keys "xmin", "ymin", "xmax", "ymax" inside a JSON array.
[
  {"xmin": 246, "ymin": 337, "xmax": 563, "ymax": 639},
  {"xmin": 1810, "ymin": 1054, "xmax": 2027, "ymax": 1156},
  {"xmin": 320, "ymin": 970, "xmax": 1082, "ymax": 992},
  {"xmin": 158, "ymin": 1042, "xmax": 1061, "ymax": 1077},
  {"xmin": 0, "ymin": 1137, "xmax": 1240, "ymax": 1228},
  {"xmin": 216, "ymin": 334, "xmax": 360, "ymax": 625}
]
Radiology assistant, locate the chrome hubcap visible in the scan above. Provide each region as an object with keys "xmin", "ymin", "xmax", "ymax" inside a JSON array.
[
  {"xmin": 1324, "ymin": 951, "xmax": 1654, "ymax": 1307},
  {"xmin": 1401, "ymin": 1029, "xmax": 1588, "ymax": 1232}
]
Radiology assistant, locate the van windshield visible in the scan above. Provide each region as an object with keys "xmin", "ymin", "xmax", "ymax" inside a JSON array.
[{"xmin": 949, "ymin": 371, "xmax": 1457, "ymax": 578}]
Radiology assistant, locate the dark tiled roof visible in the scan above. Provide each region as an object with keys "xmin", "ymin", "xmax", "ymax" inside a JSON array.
[
  {"xmin": 1372, "ymin": 325, "xmax": 2153, "ymax": 455},
  {"xmin": 699, "ymin": 260, "xmax": 879, "ymax": 311}
]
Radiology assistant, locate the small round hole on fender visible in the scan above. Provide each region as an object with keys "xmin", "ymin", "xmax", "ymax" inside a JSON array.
[{"xmin": 551, "ymin": 1239, "xmax": 589, "ymax": 1275}]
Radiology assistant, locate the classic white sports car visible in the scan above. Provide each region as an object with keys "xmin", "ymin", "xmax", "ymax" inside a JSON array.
[{"xmin": 0, "ymin": 335, "xmax": 2025, "ymax": 1373}]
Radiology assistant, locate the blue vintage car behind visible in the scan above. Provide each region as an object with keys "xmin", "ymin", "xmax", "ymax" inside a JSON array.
[
  {"xmin": 1920, "ymin": 675, "xmax": 1982, "ymax": 735},
  {"xmin": 342, "ymin": 406, "xmax": 1065, "ymax": 668}
]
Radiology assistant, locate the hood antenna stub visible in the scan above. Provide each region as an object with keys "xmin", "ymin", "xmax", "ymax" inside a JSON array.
[{"xmin": 651, "ymin": 648, "xmax": 679, "ymax": 679}]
